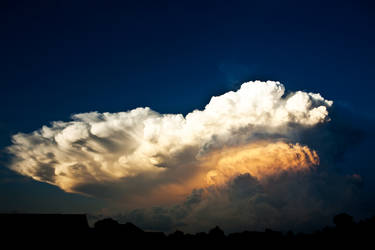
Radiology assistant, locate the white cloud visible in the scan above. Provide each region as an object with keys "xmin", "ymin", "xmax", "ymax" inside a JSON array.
[{"xmin": 7, "ymin": 80, "xmax": 332, "ymax": 198}]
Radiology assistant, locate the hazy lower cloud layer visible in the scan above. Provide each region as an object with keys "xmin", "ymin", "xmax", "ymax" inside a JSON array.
[{"xmin": 13, "ymin": 80, "xmax": 370, "ymax": 232}]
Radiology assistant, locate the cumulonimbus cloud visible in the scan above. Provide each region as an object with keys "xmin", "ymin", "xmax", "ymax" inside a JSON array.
[{"xmin": 7, "ymin": 81, "xmax": 332, "ymax": 203}]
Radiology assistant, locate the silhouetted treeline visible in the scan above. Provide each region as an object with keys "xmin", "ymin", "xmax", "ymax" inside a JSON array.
[{"xmin": 0, "ymin": 213, "xmax": 374, "ymax": 248}]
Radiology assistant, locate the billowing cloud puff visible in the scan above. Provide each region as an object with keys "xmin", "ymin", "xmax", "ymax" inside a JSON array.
[{"xmin": 7, "ymin": 81, "xmax": 332, "ymax": 198}]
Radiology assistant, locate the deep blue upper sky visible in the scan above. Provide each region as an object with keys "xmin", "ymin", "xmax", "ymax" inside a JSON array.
[{"xmin": 1, "ymin": 0, "xmax": 374, "ymax": 213}]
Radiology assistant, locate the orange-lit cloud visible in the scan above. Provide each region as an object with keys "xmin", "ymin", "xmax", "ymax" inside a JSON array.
[
  {"xmin": 200, "ymin": 141, "xmax": 319, "ymax": 186},
  {"xmin": 111, "ymin": 141, "xmax": 320, "ymax": 208}
]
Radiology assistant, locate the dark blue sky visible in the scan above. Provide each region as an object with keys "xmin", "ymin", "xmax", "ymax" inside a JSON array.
[{"xmin": 1, "ymin": 0, "xmax": 374, "ymax": 213}]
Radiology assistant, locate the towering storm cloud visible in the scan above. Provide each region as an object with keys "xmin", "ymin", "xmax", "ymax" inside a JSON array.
[
  {"xmin": 12, "ymin": 80, "xmax": 370, "ymax": 232},
  {"xmin": 7, "ymin": 81, "xmax": 331, "ymax": 196}
]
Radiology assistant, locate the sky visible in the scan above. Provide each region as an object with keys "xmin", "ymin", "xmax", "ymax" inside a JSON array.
[{"xmin": 1, "ymin": 0, "xmax": 375, "ymax": 232}]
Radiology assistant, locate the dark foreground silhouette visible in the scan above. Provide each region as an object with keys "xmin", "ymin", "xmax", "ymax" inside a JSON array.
[{"xmin": 0, "ymin": 213, "xmax": 374, "ymax": 248}]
